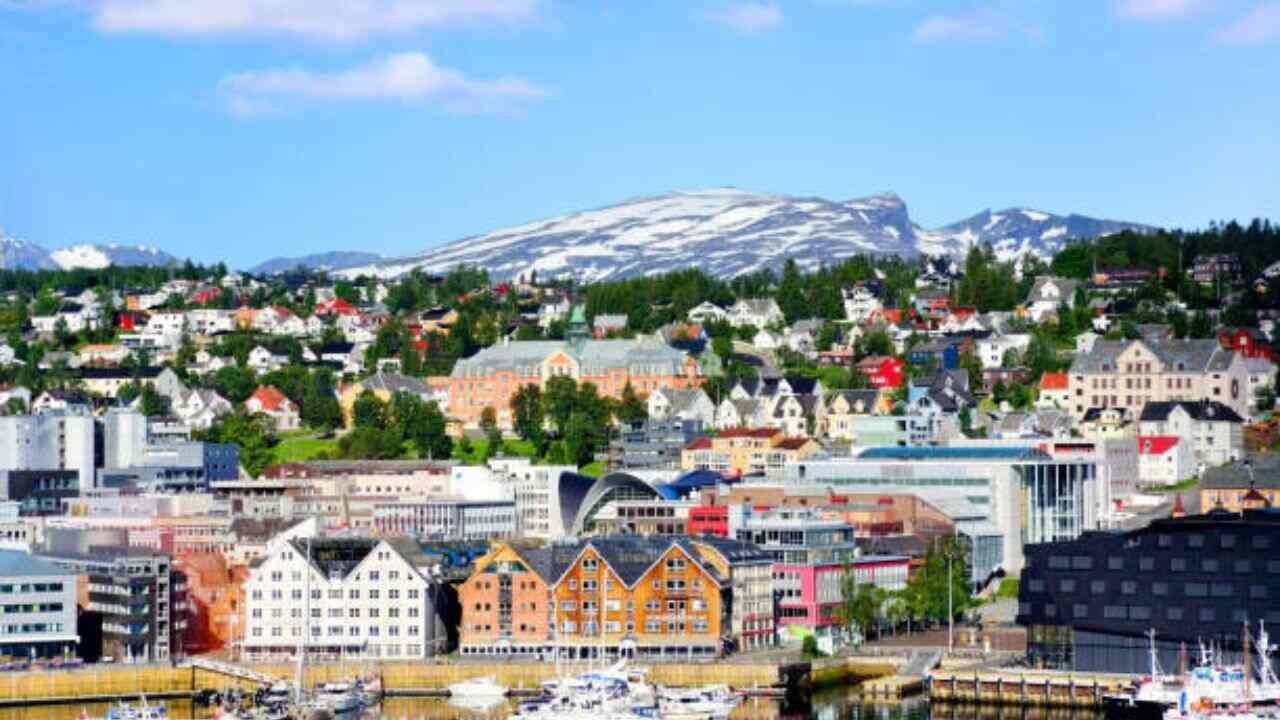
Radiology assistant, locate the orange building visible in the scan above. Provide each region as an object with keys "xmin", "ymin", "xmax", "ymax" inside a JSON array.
[
  {"xmin": 459, "ymin": 536, "xmax": 744, "ymax": 660},
  {"xmin": 176, "ymin": 552, "xmax": 249, "ymax": 654},
  {"xmin": 433, "ymin": 310, "xmax": 702, "ymax": 429}
]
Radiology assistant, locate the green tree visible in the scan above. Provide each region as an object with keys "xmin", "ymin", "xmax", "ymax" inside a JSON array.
[
  {"xmin": 836, "ymin": 570, "xmax": 885, "ymax": 644},
  {"xmin": 202, "ymin": 412, "xmax": 278, "ymax": 478},
  {"xmin": 902, "ymin": 535, "xmax": 974, "ymax": 624},
  {"xmin": 511, "ymin": 384, "xmax": 544, "ymax": 443},
  {"xmin": 544, "ymin": 376, "xmax": 578, "ymax": 435},
  {"xmin": 352, "ymin": 390, "xmax": 387, "ymax": 430},
  {"xmin": 210, "ymin": 365, "xmax": 257, "ymax": 404},
  {"xmin": 480, "ymin": 406, "xmax": 502, "ymax": 457},
  {"xmin": 617, "ymin": 381, "xmax": 648, "ymax": 424},
  {"xmin": 301, "ymin": 370, "xmax": 342, "ymax": 432},
  {"xmin": 776, "ymin": 259, "xmax": 807, "ymax": 324},
  {"xmin": 1189, "ymin": 310, "xmax": 1213, "ymax": 339}
]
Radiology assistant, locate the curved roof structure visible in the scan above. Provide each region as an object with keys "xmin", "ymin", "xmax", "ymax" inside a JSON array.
[
  {"xmin": 555, "ymin": 471, "xmax": 598, "ymax": 538},
  {"xmin": 569, "ymin": 472, "xmax": 663, "ymax": 536},
  {"xmin": 654, "ymin": 469, "xmax": 729, "ymax": 500}
]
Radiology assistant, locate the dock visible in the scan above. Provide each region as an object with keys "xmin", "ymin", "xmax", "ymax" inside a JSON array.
[{"xmin": 927, "ymin": 668, "xmax": 1134, "ymax": 707}]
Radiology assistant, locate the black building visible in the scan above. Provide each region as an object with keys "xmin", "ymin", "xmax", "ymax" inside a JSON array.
[{"xmin": 1017, "ymin": 508, "xmax": 1280, "ymax": 673}]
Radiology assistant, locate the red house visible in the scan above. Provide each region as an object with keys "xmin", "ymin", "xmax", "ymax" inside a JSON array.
[
  {"xmin": 1219, "ymin": 327, "xmax": 1278, "ymax": 362},
  {"xmin": 315, "ymin": 297, "xmax": 357, "ymax": 317},
  {"xmin": 857, "ymin": 355, "xmax": 906, "ymax": 389},
  {"xmin": 191, "ymin": 286, "xmax": 222, "ymax": 305}
]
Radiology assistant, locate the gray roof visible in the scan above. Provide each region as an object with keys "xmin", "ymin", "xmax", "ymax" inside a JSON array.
[
  {"xmin": 452, "ymin": 336, "xmax": 689, "ymax": 378},
  {"xmin": 1070, "ymin": 338, "xmax": 1238, "ymax": 374},
  {"xmin": 361, "ymin": 370, "xmax": 430, "ymax": 394},
  {"xmin": 773, "ymin": 393, "xmax": 819, "ymax": 419},
  {"xmin": 660, "ymin": 387, "xmax": 710, "ymax": 414},
  {"xmin": 828, "ymin": 389, "xmax": 880, "ymax": 413},
  {"xmin": 0, "ymin": 550, "xmax": 74, "ymax": 578},
  {"xmin": 1027, "ymin": 276, "xmax": 1080, "ymax": 305},
  {"xmin": 733, "ymin": 298, "xmax": 781, "ymax": 316},
  {"xmin": 1202, "ymin": 454, "xmax": 1280, "ymax": 490}
]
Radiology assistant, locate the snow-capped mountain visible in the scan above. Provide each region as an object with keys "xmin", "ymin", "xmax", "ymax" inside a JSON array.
[
  {"xmin": 0, "ymin": 231, "xmax": 182, "ymax": 271},
  {"xmin": 250, "ymin": 251, "xmax": 382, "ymax": 276},
  {"xmin": 49, "ymin": 243, "xmax": 180, "ymax": 270},
  {"xmin": 0, "ymin": 233, "xmax": 58, "ymax": 270},
  {"xmin": 925, "ymin": 208, "xmax": 1153, "ymax": 263},
  {"xmin": 335, "ymin": 188, "xmax": 1153, "ymax": 282},
  {"xmin": 338, "ymin": 188, "xmax": 927, "ymax": 282}
]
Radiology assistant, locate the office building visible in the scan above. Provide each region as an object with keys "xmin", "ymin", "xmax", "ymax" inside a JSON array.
[{"xmin": 0, "ymin": 550, "xmax": 79, "ymax": 659}]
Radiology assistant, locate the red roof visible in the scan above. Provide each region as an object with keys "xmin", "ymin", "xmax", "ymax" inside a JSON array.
[
  {"xmin": 246, "ymin": 386, "xmax": 290, "ymax": 413},
  {"xmin": 774, "ymin": 437, "xmax": 812, "ymax": 451},
  {"xmin": 1039, "ymin": 371, "xmax": 1069, "ymax": 390},
  {"xmin": 717, "ymin": 427, "xmax": 783, "ymax": 439},
  {"xmin": 685, "ymin": 437, "xmax": 713, "ymax": 450},
  {"xmin": 1137, "ymin": 435, "xmax": 1179, "ymax": 455}
]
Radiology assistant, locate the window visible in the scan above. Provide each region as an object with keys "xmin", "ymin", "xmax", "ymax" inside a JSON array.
[
  {"xmin": 1235, "ymin": 560, "xmax": 1253, "ymax": 574},
  {"xmin": 1201, "ymin": 559, "xmax": 1220, "ymax": 573},
  {"xmin": 1058, "ymin": 579, "xmax": 1076, "ymax": 593},
  {"xmin": 582, "ymin": 558, "xmax": 597, "ymax": 571},
  {"xmin": 1199, "ymin": 608, "xmax": 1216, "ymax": 623},
  {"xmin": 1139, "ymin": 557, "xmax": 1155, "ymax": 571},
  {"xmin": 1103, "ymin": 606, "xmax": 1127, "ymax": 619},
  {"xmin": 1184, "ymin": 583, "xmax": 1208, "ymax": 598},
  {"xmin": 1071, "ymin": 556, "xmax": 1094, "ymax": 570},
  {"xmin": 1073, "ymin": 604, "xmax": 1089, "ymax": 619},
  {"xmin": 1167, "ymin": 607, "xmax": 1183, "ymax": 621},
  {"xmin": 1090, "ymin": 580, "xmax": 1107, "ymax": 595},
  {"xmin": 1028, "ymin": 579, "xmax": 1045, "ymax": 593},
  {"xmin": 1211, "ymin": 583, "xmax": 1234, "ymax": 598},
  {"xmin": 1120, "ymin": 581, "xmax": 1137, "ymax": 595},
  {"xmin": 1251, "ymin": 585, "xmax": 1268, "ymax": 600},
  {"xmin": 1108, "ymin": 557, "xmax": 1124, "ymax": 570},
  {"xmin": 1187, "ymin": 534, "xmax": 1204, "ymax": 548},
  {"xmin": 1221, "ymin": 534, "xmax": 1237, "ymax": 548},
  {"xmin": 1171, "ymin": 558, "xmax": 1187, "ymax": 572},
  {"xmin": 1152, "ymin": 582, "xmax": 1168, "ymax": 596},
  {"xmin": 1048, "ymin": 556, "xmax": 1070, "ymax": 570},
  {"xmin": 1254, "ymin": 536, "xmax": 1272, "ymax": 550},
  {"xmin": 1130, "ymin": 606, "xmax": 1152, "ymax": 620}
]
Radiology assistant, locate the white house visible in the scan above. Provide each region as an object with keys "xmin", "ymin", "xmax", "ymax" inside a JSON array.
[
  {"xmin": 647, "ymin": 387, "xmax": 716, "ymax": 427},
  {"xmin": 245, "ymin": 386, "xmax": 301, "ymax": 431},
  {"xmin": 976, "ymin": 334, "xmax": 1031, "ymax": 370},
  {"xmin": 1137, "ymin": 400, "xmax": 1244, "ymax": 470},
  {"xmin": 1136, "ymin": 435, "xmax": 1194, "ymax": 486},
  {"xmin": 686, "ymin": 302, "xmax": 727, "ymax": 324},
  {"xmin": 841, "ymin": 285, "xmax": 882, "ymax": 324},
  {"xmin": 241, "ymin": 535, "xmax": 447, "ymax": 661},
  {"xmin": 145, "ymin": 311, "xmax": 186, "ymax": 336},
  {"xmin": 248, "ymin": 346, "xmax": 288, "ymax": 374},
  {"xmin": 1024, "ymin": 276, "xmax": 1080, "ymax": 322},
  {"xmin": 0, "ymin": 343, "xmax": 22, "ymax": 367},
  {"xmin": 714, "ymin": 397, "xmax": 766, "ymax": 430},
  {"xmin": 728, "ymin": 299, "xmax": 784, "ymax": 328}
]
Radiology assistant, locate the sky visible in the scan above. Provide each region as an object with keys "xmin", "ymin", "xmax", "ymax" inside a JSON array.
[{"xmin": 1, "ymin": 0, "xmax": 1278, "ymax": 269}]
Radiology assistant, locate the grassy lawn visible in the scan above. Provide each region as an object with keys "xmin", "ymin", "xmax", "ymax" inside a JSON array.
[
  {"xmin": 578, "ymin": 460, "xmax": 607, "ymax": 478},
  {"xmin": 271, "ymin": 435, "xmax": 339, "ymax": 463},
  {"xmin": 1148, "ymin": 477, "xmax": 1200, "ymax": 493},
  {"xmin": 452, "ymin": 438, "xmax": 539, "ymax": 464},
  {"xmin": 995, "ymin": 578, "xmax": 1020, "ymax": 599}
]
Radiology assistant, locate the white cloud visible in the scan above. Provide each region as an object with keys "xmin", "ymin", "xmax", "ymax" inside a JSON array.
[
  {"xmin": 707, "ymin": 2, "xmax": 783, "ymax": 34},
  {"xmin": 87, "ymin": 0, "xmax": 538, "ymax": 41},
  {"xmin": 1213, "ymin": 2, "xmax": 1280, "ymax": 44},
  {"xmin": 912, "ymin": 9, "xmax": 1041, "ymax": 43},
  {"xmin": 220, "ymin": 51, "xmax": 548, "ymax": 115},
  {"xmin": 1114, "ymin": 0, "xmax": 1214, "ymax": 22}
]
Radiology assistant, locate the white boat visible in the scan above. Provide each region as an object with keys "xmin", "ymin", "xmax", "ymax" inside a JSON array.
[
  {"xmin": 315, "ymin": 681, "xmax": 364, "ymax": 713},
  {"xmin": 448, "ymin": 693, "xmax": 507, "ymax": 712},
  {"xmin": 448, "ymin": 675, "xmax": 509, "ymax": 698},
  {"xmin": 96, "ymin": 698, "xmax": 168, "ymax": 720}
]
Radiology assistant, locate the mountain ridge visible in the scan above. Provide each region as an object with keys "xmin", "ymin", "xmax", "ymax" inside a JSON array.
[{"xmin": 331, "ymin": 188, "xmax": 1154, "ymax": 281}]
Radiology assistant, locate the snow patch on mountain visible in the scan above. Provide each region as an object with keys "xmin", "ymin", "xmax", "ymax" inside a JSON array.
[
  {"xmin": 0, "ymin": 232, "xmax": 58, "ymax": 270},
  {"xmin": 50, "ymin": 243, "xmax": 180, "ymax": 270}
]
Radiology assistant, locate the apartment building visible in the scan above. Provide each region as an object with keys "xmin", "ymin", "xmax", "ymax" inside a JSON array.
[
  {"xmin": 459, "ymin": 536, "xmax": 755, "ymax": 660},
  {"xmin": 1067, "ymin": 338, "xmax": 1250, "ymax": 420},
  {"xmin": 0, "ymin": 550, "xmax": 79, "ymax": 659},
  {"xmin": 241, "ymin": 536, "xmax": 448, "ymax": 661},
  {"xmin": 38, "ymin": 543, "xmax": 185, "ymax": 664},
  {"xmin": 681, "ymin": 427, "xmax": 819, "ymax": 478},
  {"xmin": 0, "ymin": 409, "xmax": 96, "ymax": 496}
]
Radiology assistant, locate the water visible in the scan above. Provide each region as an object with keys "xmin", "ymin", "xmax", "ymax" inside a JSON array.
[{"xmin": 0, "ymin": 692, "xmax": 1104, "ymax": 720}]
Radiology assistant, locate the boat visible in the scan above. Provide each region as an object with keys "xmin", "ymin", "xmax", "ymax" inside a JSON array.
[
  {"xmin": 315, "ymin": 681, "xmax": 364, "ymax": 713},
  {"xmin": 95, "ymin": 698, "xmax": 168, "ymax": 720},
  {"xmin": 448, "ymin": 676, "xmax": 509, "ymax": 698},
  {"xmin": 1106, "ymin": 624, "xmax": 1280, "ymax": 720}
]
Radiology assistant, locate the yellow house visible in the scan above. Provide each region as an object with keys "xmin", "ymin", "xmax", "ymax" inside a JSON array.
[{"xmin": 339, "ymin": 370, "xmax": 434, "ymax": 427}]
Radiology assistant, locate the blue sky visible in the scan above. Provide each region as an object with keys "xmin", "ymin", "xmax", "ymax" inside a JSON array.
[{"xmin": 1, "ymin": 0, "xmax": 1278, "ymax": 268}]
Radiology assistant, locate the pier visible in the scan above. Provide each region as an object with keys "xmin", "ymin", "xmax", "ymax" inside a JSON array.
[{"xmin": 927, "ymin": 669, "xmax": 1134, "ymax": 708}]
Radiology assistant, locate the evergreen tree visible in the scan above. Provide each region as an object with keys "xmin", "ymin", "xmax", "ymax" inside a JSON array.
[{"xmin": 617, "ymin": 381, "xmax": 648, "ymax": 424}]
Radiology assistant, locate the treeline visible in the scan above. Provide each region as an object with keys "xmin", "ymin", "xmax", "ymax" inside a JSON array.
[
  {"xmin": 1051, "ymin": 220, "xmax": 1280, "ymax": 280},
  {"xmin": 0, "ymin": 261, "xmax": 226, "ymax": 295}
]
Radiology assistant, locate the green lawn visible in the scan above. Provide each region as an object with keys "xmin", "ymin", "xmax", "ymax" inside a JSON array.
[
  {"xmin": 1148, "ymin": 477, "xmax": 1200, "ymax": 493},
  {"xmin": 578, "ymin": 460, "xmax": 607, "ymax": 478},
  {"xmin": 995, "ymin": 578, "xmax": 1020, "ymax": 599},
  {"xmin": 271, "ymin": 435, "xmax": 339, "ymax": 463},
  {"xmin": 452, "ymin": 438, "xmax": 539, "ymax": 464}
]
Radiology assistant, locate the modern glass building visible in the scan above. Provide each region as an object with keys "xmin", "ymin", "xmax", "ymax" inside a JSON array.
[{"xmin": 783, "ymin": 446, "xmax": 1101, "ymax": 579}]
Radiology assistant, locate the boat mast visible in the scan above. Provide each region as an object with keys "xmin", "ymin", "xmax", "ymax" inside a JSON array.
[
  {"xmin": 1245, "ymin": 621, "xmax": 1252, "ymax": 701},
  {"xmin": 295, "ymin": 536, "xmax": 311, "ymax": 704}
]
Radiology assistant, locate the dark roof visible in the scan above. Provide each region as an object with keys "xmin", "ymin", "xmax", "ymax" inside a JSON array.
[
  {"xmin": 1082, "ymin": 406, "xmax": 1128, "ymax": 422},
  {"xmin": 317, "ymin": 341, "xmax": 355, "ymax": 354},
  {"xmin": 783, "ymin": 375, "xmax": 819, "ymax": 395},
  {"xmin": 1139, "ymin": 400, "xmax": 1244, "ymax": 424},
  {"xmin": 77, "ymin": 366, "xmax": 163, "ymax": 380}
]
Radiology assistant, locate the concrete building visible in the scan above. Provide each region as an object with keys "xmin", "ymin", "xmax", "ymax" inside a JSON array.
[
  {"xmin": 0, "ymin": 550, "xmax": 79, "ymax": 659},
  {"xmin": 785, "ymin": 445, "xmax": 1104, "ymax": 576},
  {"xmin": 0, "ymin": 410, "xmax": 96, "ymax": 495},
  {"xmin": 371, "ymin": 499, "xmax": 516, "ymax": 540},
  {"xmin": 608, "ymin": 418, "xmax": 704, "ymax": 471},
  {"xmin": 103, "ymin": 407, "xmax": 239, "ymax": 492}
]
